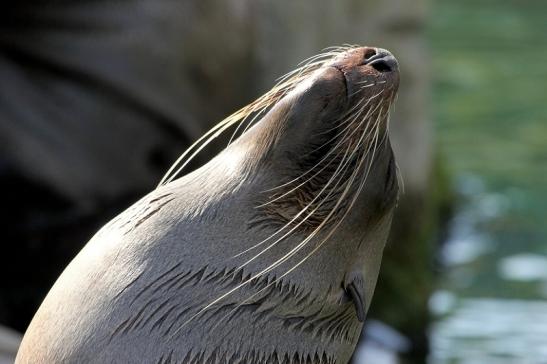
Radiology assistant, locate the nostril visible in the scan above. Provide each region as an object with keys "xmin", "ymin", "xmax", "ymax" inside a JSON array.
[
  {"xmin": 363, "ymin": 48, "xmax": 376, "ymax": 60},
  {"xmin": 370, "ymin": 60, "xmax": 392, "ymax": 73},
  {"xmin": 363, "ymin": 48, "xmax": 398, "ymax": 73}
]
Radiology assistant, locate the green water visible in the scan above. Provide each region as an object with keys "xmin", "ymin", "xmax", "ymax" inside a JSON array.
[{"xmin": 429, "ymin": 0, "xmax": 547, "ymax": 362}]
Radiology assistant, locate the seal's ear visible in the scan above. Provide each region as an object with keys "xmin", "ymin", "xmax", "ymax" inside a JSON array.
[{"xmin": 344, "ymin": 270, "xmax": 366, "ymax": 322}]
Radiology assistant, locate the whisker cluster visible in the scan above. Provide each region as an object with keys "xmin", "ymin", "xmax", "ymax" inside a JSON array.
[
  {"xmin": 158, "ymin": 45, "xmax": 356, "ymax": 187},
  {"xmin": 164, "ymin": 46, "xmax": 399, "ymax": 334}
]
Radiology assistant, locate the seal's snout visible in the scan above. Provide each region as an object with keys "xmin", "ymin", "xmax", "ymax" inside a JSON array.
[
  {"xmin": 328, "ymin": 46, "xmax": 399, "ymax": 91},
  {"xmin": 361, "ymin": 47, "xmax": 399, "ymax": 73}
]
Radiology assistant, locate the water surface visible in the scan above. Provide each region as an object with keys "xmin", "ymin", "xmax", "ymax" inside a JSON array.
[{"xmin": 429, "ymin": 0, "xmax": 547, "ymax": 362}]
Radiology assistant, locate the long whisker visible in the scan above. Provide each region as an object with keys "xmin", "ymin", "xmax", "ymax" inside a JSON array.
[
  {"xmin": 258, "ymin": 96, "xmax": 385, "ymax": 208},
  {"xmin": 233, "ymin": 100, "xmax": 385, "ymax": 281},
  {"xmin": 233, "ymin": 144, "xmax": 355, "ymax": 261},
  {"xmin": 263, "ymin": 105, "xmax": 389, "ymax": 283},
  {"xmin": 171, "ymin": 102, "xmax": 390, "ymax": 337},
  {"xmin": 176, "ymin": 111, "xmax": 385, "ymax": 333},
  {"xmin": 159, "ymin": 50, "xmax": 350, "ymax": 187},
  {"xmin": 238, "ymin": 100, "xmax": 386, "ymax": 260},
  {"xmin": 218, "ymin": 109, "xmax": 389, "ymax": 320},
  {"xmin": 163, "ymin": 45, "xmax": 399, "ymax": 339},
  {"xmin": 262, "ymin": 91, "xmax": 385, "ymax": 195}
]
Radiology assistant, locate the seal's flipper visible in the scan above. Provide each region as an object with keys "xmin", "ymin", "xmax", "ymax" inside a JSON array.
[{"xmin": 345, "ymin": 273, "xmax": 366, "ymax": 322}]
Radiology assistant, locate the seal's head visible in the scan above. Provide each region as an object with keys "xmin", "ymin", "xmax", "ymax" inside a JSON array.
[
  {"xmin": 17, "ymin": 46, "xmax": 402, "ymax": 364},
  {"xmin": 157, "ymin": 46, "xmax": 401, "ymax": 361},
  {"xmin": 248, "ymin": 46, "xmax": 400, "ymax": 318}
]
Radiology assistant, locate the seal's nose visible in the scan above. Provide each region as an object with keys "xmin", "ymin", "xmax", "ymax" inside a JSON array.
[{"xmin": 362, "ymin": 47, "xmax": 399, "ymax": 73}]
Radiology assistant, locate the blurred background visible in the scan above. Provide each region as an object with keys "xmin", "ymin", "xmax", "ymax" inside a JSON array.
[{"xmin": 0, "ymin": 0, "xmax": 545, "ymax": 363}]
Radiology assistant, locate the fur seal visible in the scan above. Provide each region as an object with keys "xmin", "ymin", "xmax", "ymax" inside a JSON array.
[{"xmin": 16, "ymin": 45, "xmax": 400, "ymax": 364}]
